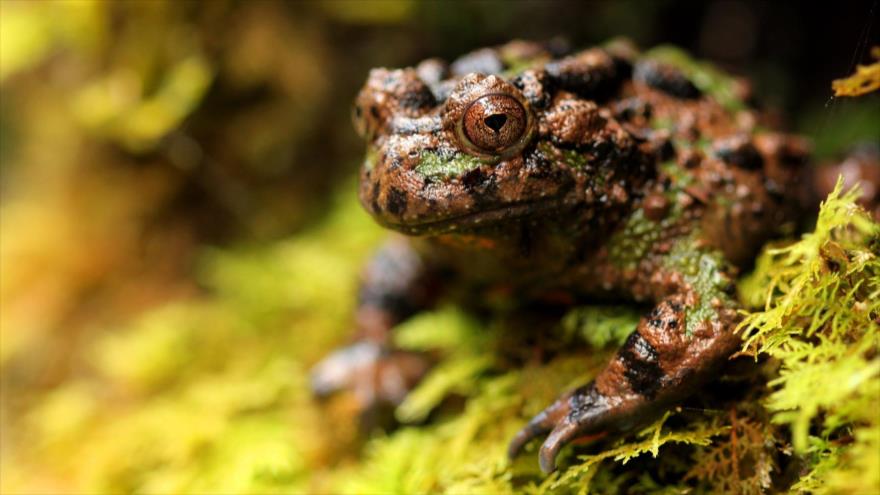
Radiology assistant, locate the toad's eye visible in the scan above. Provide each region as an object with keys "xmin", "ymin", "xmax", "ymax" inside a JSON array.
[{"xmin": 461, "ymin": 94, "xmax": 528, "ymax": 154}]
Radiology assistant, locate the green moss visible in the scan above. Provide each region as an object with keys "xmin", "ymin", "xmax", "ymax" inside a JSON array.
[
  {"xmin": 543, "ymin": 410, "xmax": 729, "ymax": 494},
  {"xmin": 737, "ymin": 180, "xmax": 880, "ymax": 493},
  {"xmin": 561, "ymin": 305, "xmax": 640, "ymax": 349},
  {"xmin": 414, "ymin": 150, "xmax": 481, "ymax": 179},
  {"xmin": 5, "ymin": 180, "xmax": 878, "ymax": 494}
]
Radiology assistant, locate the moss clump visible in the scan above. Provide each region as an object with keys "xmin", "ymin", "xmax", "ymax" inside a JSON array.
[
  {"xmin": 738, "ymin": 179, "xmax": 880, "ymax": 493},
  {"xmin": 831, "ymin": 46, "xmax": 880, "ymax": 97},
  {"xmin": 3, "ymin": 181, "xmax": 877, "ymax": 494}
]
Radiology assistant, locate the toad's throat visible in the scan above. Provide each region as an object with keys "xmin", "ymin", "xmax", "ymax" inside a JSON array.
[{"xmin": 376, "ymin": 197, "xmax": 570, "ymax": 235}]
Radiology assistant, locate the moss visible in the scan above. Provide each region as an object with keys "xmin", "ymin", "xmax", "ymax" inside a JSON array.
[
  {"xmin": 4, "ymin": 180, "xmax": 878, "ymax": 494},
  {"xmin": 542, "ymin": 410, "xmax": 729, "ymax": 494},
  {"xmin": 831, "ymin": 46, "xmax": 880, "ymax": 97},
  {"xmin": 561, "ymin": 305, "xmax": 640, "ymax": 349},
  {"xmin": 737, "ymin": 180, "xmax": 880, "ymax": 493}
]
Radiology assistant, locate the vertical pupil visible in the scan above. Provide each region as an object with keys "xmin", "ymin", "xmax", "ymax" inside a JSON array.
[{"xmin": 484, "ymin": 114, "xmax": 507, "ymax": 133}]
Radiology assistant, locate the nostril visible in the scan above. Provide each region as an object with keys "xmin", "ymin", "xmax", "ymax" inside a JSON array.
[{"xmin": 484, "ymin": 114, "xmax": 507, "ymax": 133}]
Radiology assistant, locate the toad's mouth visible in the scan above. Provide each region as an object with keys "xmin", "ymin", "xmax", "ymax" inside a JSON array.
[{"xmin": 376, "ymin": 196, "xmax": 571, "ymax": 236}]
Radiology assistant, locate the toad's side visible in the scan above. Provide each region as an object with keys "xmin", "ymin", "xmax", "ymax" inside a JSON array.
[{"xmin": 311, "ymin": 41, "xmax": 830, "ymax": 473}]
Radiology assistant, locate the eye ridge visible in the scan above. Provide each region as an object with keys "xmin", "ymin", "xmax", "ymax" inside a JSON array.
[{"xmin": 461, "ymin": 93, "xmax": 529, "ymax": 154}]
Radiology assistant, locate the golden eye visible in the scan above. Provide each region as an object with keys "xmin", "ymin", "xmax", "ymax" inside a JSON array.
[{"xmin": 461, "ymin": 94, "xmax": 528, "ymax": 154}]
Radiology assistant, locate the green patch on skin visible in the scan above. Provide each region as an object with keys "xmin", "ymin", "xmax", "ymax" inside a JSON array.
[
  {"xmin": 559, "ymin": 149, "xmax": 592, "ymax": 170},
  {"xmin": 414, "ymin": 151, "xmax": 481, "ymax": 180},
  {"xmin": 607, "ymin": 209, "xmax": 662, "ymax": 269},
  {"xmin": 606, "ymin": 196, "xmax": 686, "ymax": 270},
  {"xmin": 537, "ymin": 142, "xmax": 592, "ymax": 171},
  {"xmin": 696, "ymin": 137, "xmax": 713, "ymax": 153},
  {"xmin": 643, "ymin": 45, "xmax": 745, "ymax": 113},
  {"xmin": 659, "ymin": 160, "xmax": 696, "ymax": 190},
  {"xmin": 651, "ymin": 116, "xmax": 675, "ymax": 131},
  {"xmin": 501, "ymin": 57, "xmax": 545, "ymax": 78},
  {"xmin": 664, "ymin": 236, "xmax": 735, "ymax": 335},
  {"xmin": 568, "ymin": 150, "xmax": 596, "ymax": 170},
  {"xmin": 499, "ymin": 45, "xmax": 551, "ymax": 78},
  {"xmin": 606, "ymin": 201, "xmax": 732, "ymax": 336}
]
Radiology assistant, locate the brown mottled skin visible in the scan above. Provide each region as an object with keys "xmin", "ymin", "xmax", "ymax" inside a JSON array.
[{"xmin": 310, "ymin": 40, "xmax": 874, "ymax": 473}]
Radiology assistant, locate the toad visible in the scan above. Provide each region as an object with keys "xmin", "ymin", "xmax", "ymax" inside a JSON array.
[{"xmin": 311, "ymin": 40, "xmax": 876, "ymax": 473}]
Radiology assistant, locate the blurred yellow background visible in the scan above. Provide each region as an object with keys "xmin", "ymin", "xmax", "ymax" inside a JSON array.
[{"xmin": 1, "ymin": 1, "xmax": 878, "ymax": 493}]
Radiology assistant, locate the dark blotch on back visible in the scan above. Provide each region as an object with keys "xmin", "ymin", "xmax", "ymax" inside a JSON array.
[
  {"xmin": 714, "ymin": 135, "xmax": 764, "ymax": 170},
  {"xmin": 610, "ymin": 53, "xmax": 634, "ymax": 80},
  {"xmin": 612, "ymin": 97, "xmax": 652, "ymax": 122},
  {"xmin": 633, "ymin": 60, "xmax": 701, "ymax": 99},
  {"xmin": 545, "ymin": 49, "xmax": 622, "ymax": 102},
  {"xmin": 511, "ymin": 69, "xmax": 556, "ymax": 109},
  {"xmin": 399, "ymin": 86, "xmax": 436, "ymax": 111}
]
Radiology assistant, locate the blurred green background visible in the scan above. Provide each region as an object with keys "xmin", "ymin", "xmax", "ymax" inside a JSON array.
[{"xmin": 1, "ymin": 1, "xmax": 878, "ymax": 493}]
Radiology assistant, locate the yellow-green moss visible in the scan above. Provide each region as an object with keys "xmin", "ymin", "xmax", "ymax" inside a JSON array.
[
  {"xmin": 738, "ymin": 179, "xmax": 880, "ymax": 493},
  {"xmin": 3, "ymin": 181, "xmax": 878, "ymax": 494}
]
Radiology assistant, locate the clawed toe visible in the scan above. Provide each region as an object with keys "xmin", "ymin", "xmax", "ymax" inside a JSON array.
[
  {"xmin": 310, "ymin": 342, "xmax": 430, "ymax": 409},
  {"xmin": 508, "ymin": 384, "xmax": 616, "ymax": 473},
  {"xmin": 311, "ymin": 342, "xmax": 382, "ymax": 398},
  {"xmin": 507, "ymin": 393, "xmax": 570, "ymax": 460}
]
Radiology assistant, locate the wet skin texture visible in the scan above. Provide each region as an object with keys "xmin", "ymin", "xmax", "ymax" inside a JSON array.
[{"xmin": 310, "ymin": 40, "xmax": 862, "ymax": 473}]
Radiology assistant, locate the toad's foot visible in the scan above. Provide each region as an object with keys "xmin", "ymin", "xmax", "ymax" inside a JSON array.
[
  {"xmin": 507, "ymin": 383, "xmax": 623, "ymax": 473},
  {"xmin": 310, "ymin": 342, "xmax": 431, "ymax": 409},
  {"xmin": 509, "ymin": 296, "xmax": 741, "ymax": 473}
]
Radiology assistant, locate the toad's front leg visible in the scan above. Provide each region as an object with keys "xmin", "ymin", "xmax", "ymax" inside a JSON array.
[
  {"xmin": 508, "ymin": 246, "xmax": 741, "ymax": 473},
  {"xmin": 311, "ymin": 237, "xmax": 440, "ymax": 410}
]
